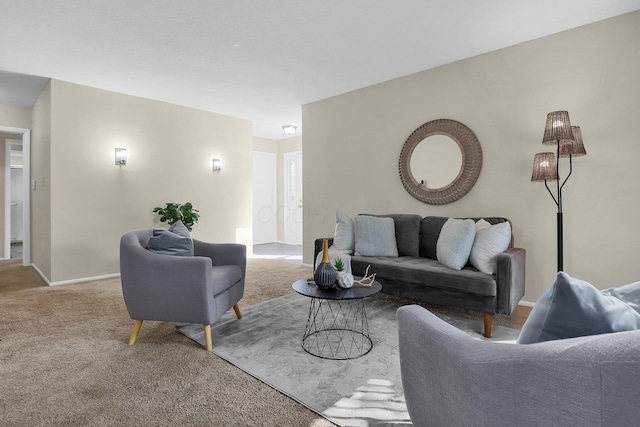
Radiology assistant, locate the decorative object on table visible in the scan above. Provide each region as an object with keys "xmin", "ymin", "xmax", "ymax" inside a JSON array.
[
  {"xmin": 531, "ymin": 111, "xmax": 587, "ymax": 271},
  {"xmin": 152, "ymin": 202, "xmax": 200, "ymax": 231},
  {"xmin": 334, "ymin": 257, "xmax": 353, "ymax": 288},
  {"xmin": 314, "ymin": 239, "xmax": 337, "ymax": 289},
  {"xmin": 353, "ymin": 265, "xmax": 377, "ymax": 287}
]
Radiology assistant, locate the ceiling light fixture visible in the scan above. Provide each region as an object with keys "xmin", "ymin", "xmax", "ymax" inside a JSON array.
[{"xmin": 282, "ymin": 125, "xmax": 297, "ymax": 135}]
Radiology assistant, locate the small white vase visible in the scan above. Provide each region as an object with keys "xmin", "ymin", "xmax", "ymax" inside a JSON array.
[{"xmin": 337, "ymin": 272, "xmax": 354, "ymax": 289}]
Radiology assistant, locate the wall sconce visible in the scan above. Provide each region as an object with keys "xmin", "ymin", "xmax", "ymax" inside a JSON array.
[
  {"xmin": 115, "ymin": 147, "xmax": 127, "ymax": 165},
  {"xmin": 282, "ymin": 125, "xmax": 297, "ymax": 135},
  {"xmin": 212, "ymin": 158, "xmax": 223, "ymax": 172}
]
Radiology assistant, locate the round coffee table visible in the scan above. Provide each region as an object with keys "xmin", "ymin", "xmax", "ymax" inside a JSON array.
[{"xmin": 292, "ymin": 278, "xmax": 382, "ymax": 360}]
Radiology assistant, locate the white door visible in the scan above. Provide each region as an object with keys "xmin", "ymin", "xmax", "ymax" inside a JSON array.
[
  {"xmin": 252, "ymin": 152, "xmax": 277, "ymax": 245},
  {"xmin": 10, "ymin": 167, "xmax": 23, "ymax": 242},
  {"xmin": 283, "ymin": 151, "xmax": 303, "ymax": 245}
]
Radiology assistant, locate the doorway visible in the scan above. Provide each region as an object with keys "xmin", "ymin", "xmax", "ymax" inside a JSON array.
[
  {"xmin": 252, "ymin": 151, "xmax": 277, "ymax": 245},
  {"xmin": 2, "ymin": 127, "xmax": 31, "ymax": 265},
  {"xmin": 283, "ymin": 151, "xmax": 302, "ymax": 245}
]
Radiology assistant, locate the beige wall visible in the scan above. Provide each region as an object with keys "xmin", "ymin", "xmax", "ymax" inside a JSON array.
[
  {"xmin": 302, "ymin": 11, "xmax": 640, "ymax": 302},
  {"xmin": 31, "ymin": 82, "xmax": 53, "ymax": 278},
  {"xmin": 42, "ymin": 80, "xmax": 252, "ymax": 283},
  {"xmin": 253, "ymin": 136, "xmax": 277, "ymax": 153},
  {"xmin": 0, "ymin": 104, "xmax": 31, "ymax": 129}
]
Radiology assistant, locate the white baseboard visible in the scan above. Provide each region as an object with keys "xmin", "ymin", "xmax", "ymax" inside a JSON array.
[
  {"xmin": 31, "ymin": 263, "xmax": 51, "ymax": 285},
  {"xmin": 49, "ymin": 273, "xmax": 121, "ymax": 287},
  {"xmin": 518, "ymin": 300, "xmax": 536, "ymax": 308},
  {"xmin": 31, "ymin": 262, "xmax": 121, "ymax": 286}
]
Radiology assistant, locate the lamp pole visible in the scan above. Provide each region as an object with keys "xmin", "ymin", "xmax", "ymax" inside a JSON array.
[{"xmin": 532, "ymin": 111, "xmax": 585, "ymax": 273}]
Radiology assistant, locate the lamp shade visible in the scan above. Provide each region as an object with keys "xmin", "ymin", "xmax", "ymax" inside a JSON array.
[
  {"xmin": 542, "ymin": 111, "xmax": 574, "ymax": 145},
  {"xmin": 559, "ymin": 126, "xmax": 587, "ymax": 158},
  {"xmin": 531, "ymin": 152, "xmax": 558, "ymax": 182}
]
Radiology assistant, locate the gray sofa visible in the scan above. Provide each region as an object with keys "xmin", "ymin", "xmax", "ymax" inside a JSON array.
[
  {"xmin": 315, "ymin": 214, "xmax": 525, "ymax": 337},
  {"xmin": 397, "ymin": 304, "xmax": 640, "ymax": 427}
]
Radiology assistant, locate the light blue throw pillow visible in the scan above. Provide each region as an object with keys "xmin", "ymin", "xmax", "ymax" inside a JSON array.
[
  {"xmin": 602, "ymin": 280, "xmax": 640, "ymax": 314},
  {"xmin": 517, "ymin": 272, "xmax": 640, "ymax": 344},
  {"xmin": 436, "ymin": 218, "xmax": 476, "ymax": 270},
  {"xmin": 354, "ymin": 215, "xmax": 398, "ymax": 257},
  {"xmin": 148, "ymin": 221, "xmax": 194, "ymax": 257}
]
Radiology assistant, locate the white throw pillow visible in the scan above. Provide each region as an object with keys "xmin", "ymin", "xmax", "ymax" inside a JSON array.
[
  {"xmin": 354, "ymin": 215, "xmax": 398, "ymax": 257},
  {"xmin": 315, "ymin": 249, "xmax": 352, "ymax": 275},
  {"xmin": 333, "ymin": 211, "xmax": 355, "ymax": 253},
  {"xmin": 436, "ymin": 218, "xmax": 476, "ymax": 270},
  {"xmin": 469, "ymin": 221, "xmax": 511, "ymax": 274},
  {"xmin": 475, "ymin": 218, "xmax": 491, "ymax": 231}
]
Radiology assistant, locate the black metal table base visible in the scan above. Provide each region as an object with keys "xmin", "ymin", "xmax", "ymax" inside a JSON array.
[{"xmin": 301, "ymin": 298, "xmax": 372, "ymax": 360}]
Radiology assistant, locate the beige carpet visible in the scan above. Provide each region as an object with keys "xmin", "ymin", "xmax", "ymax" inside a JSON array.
[{"xmin": 0, "ymin": 258, "xmax": 529, "ymax": 426}]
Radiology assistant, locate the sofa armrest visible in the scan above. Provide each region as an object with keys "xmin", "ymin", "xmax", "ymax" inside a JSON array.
[
  {"xmin": 313, "ymin": 238, "xmax": 334, "ymax": 269},
  {"xmin": 495, "ymin": 247, "xmax": 526, "ymax": 315}
]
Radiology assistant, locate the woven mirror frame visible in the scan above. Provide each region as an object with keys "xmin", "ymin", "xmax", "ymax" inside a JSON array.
[{"xmin": 399, "ymin": 119, "xmax": 482, "ymax": 205}]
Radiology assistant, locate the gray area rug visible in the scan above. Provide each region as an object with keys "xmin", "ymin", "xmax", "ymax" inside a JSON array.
[{"xmin": 177, "ymin": 293, "xmax": 520, "ymax": 426}]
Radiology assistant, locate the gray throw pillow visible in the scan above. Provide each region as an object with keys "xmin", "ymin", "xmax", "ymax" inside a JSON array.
[
  {"xmin": 354, "ymin": 215, "xmax": 398, "ymax": 257},
  {"xmin": 148, "ymin": 221, "xmax": 194, "ymax": 257},
  {"xmin": 435, "ymin": 218, "xmax": 476, "ymax": 270},
  {"xmin": 517, "ymin": 272, "xmax": 640, "ymax": 344}
]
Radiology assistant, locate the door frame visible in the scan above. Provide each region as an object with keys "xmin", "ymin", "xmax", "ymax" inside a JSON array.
[{"xmin": 2, "ymin": 126, "xmax": 31, "ymax": 265}]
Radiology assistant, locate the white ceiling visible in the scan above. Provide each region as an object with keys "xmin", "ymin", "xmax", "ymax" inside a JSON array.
[{"xmin": 1, "ymin": 1, "xmax": 639, "ymax": 139}]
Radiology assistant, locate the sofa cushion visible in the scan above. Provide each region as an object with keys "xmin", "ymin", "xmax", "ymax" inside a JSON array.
[
  {"xmin": 147, "ymin": 221, "xmax": 194, "ymax": 257},
  {"xmin": 469, "ymin": 221, "xmax": 512, "ymax": 274},
  {"xmin": 333, "ymin": 211, "xmax": 355, "ymax": 253},
  {"xmin": 211, "ymin": 265, "xmax": 243, "ymax": 296},
  {"xmin": 354, "ymin": 215, "xmax": 398, "ymax": 257},
  {"xmin": 436, "ymin": 218, "xmax": 476, "ymax": 270},
  {"xmin": 364, "ymin": 214, "xmax": 421, "ymax": 257},
  {"xmin": 351, "ymin": 255, "xmax": 496, "ymax": 297},
  {"xmin": 419, "ymin": 216, "xmax": 448, "ymax": 259},
  {"xmin": 517, "ymin": 272, "xmax": 640, "ymax": 344}
]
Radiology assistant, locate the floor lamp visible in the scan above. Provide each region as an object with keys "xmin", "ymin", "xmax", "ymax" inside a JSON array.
[{"xmin": 531, "ymin": 111, "xmax": 587, "ymax": 272}]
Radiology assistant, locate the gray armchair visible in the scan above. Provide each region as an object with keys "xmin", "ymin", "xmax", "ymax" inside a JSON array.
[
  {"xmin": 120, "ymin": 228, "xmax": 246, "ymax": 351},
  {"xmin": 397, "ymin": 305, "xmax": 640, "ymax": 427}
]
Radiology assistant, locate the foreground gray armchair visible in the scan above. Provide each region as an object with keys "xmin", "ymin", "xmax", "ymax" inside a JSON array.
[
  {"xmin": 120, "ymin": 229, "xmax": 246, "ymax": 351},
  {"xmin": 397, "ymin": 305, "xmax": 640, "ymax": 427}
]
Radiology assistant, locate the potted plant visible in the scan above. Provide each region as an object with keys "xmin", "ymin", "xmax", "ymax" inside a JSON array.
[
  {"xmin": 153, "ymin": 202, "xmax": 200, "ymax": 231},
  {"xmin": 333, "ymin": 257, "xmax": 354, "ymax": 289}
]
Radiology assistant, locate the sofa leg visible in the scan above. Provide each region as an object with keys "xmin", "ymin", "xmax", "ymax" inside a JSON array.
[
  {"xmin": 483, "ymin": 314, "xmax": 493, "ymax": 338},
  {"xmin": 233, "ymin": 303, "xmax": 242, "ymax": 319},
  {"xmin": 204, "ymin": 325, "xmax": 213, "ymax": 351},
  {"xmin": 128, "ymin": 320, "xmax": 143, "ymax": 345}
]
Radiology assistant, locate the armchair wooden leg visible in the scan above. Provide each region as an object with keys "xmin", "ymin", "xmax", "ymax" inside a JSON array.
[
  {"xmin": 128, "ymin": 320, "xmax": 143, "ymax": 345},
  {"xmin": 483, "ymin": 314, "xmax": 493, "ymax": 338},
  {"xmin": 204, "ymin": 325, "xmax": 213, "ymax": 351},
  {"xmin": 233, "ymin": 303, "xmax": 242, "ymax": 319}
]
